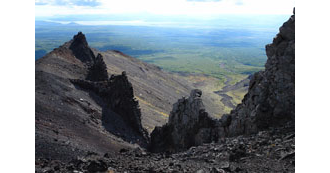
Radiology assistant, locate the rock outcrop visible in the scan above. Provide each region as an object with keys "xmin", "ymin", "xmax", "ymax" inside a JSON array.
[
  {"xmin": 36, "ymin": 31, "xmax": 153, "ymax": 162},
  {"xmin": 68, "ymin": 32, "xmax": 148, "ymax": 141},
  {"xmin": 150, "ymin": 89, "xmax": 218, "ymax": 152},
  {"xmin": 71, "ymin": 72, "xmax": 149, "ymax": 143},
  {"xmin": 69, "ymin": 31, "xmax": 95, "ymax": 63},
  {"xmin": 220, "ymin": 9, "xmax": 295, "ymax": 136},
  {"xmin": 86, "ymin": 53, "xmax": 109, "ymax": 81}
]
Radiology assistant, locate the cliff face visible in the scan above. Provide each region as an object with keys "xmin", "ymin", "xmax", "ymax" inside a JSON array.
[{"xmin": 223, "ymin": 10, "xmax": 295, "ymax": 136}]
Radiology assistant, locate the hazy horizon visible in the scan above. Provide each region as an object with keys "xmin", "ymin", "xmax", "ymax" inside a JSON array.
[
  {"xmin": 35, "ymin": 0, "xmax": 294, "ymax": 82},
  {"xmin": 36, "ymin": 14, "xmax": 290, "ymax": 30},
  {"xmin": 36, "ymin": 0, "xmax": 294, "ymax": 29},
  {"xmin": 35, "ymin": 0, "xmax": 295, "ymax": 17}
]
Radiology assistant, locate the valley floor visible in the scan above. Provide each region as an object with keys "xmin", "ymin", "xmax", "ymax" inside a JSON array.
[{"xmin": 179, "ymin": 73, "xmax": 249, "ymax": 117}]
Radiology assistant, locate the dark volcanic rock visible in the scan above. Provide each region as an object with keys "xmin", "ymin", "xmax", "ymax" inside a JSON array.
[
  {"xmin": 71, "ymin": 71, "xmax": 149, "ymax": 145},
  {"xmin": 69, "ymin": 32, "xmax": 149, "ymax": 143},
  {"xmin": 220, "ymin": 11, "xmax": 295, "ymax": 136},
  {"xmin": 86, "ymin": 159, "xmax": 108, "ymax": 172},
  {"xmin": 36, "ymin": 32, "xmax": 150, "ymax": 162},
  {"xmin": 36, "ymin": 127, "xmax": 295, "ymax": 173},
  {"xmin": 86, "ymin": 53, "xmax": 109, "ymax": 81},
  {"xmin": 150, "ymin": 89, "xmax": 219, "ymax": 152},
  {"xmin": 69, "ymin": 31, "xmax": 95, "ymax": 63}
]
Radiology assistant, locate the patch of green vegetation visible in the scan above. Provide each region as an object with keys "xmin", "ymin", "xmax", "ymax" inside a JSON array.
[
  {"xmin": 226, "ymin": 88, "xmax": 247, "ymax": 105},
  {"xmin": 35, "ymin": 24, "xmax": 270, "ymax": 81}
]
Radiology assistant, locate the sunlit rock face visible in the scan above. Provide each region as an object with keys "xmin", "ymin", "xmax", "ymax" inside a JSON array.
[
  {"xmin": 150, "ymin": 89, "xmax": 219, "ymax": 153},
  {"xmin": 221, "ymin": 9, "xmax": 295, "ymax": 136}
]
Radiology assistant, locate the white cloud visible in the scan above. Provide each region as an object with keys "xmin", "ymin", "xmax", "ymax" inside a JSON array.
[
  {"xmin": 35, "ymin": 0, "xmax": 295, "ymax": 17},
  {"xmin": 35, "ymin": 0, "xmax": 101, "ymax": 7}
]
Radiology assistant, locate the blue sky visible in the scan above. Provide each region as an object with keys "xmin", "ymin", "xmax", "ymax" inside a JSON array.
[{"xmin": 35, "ymin": 0, "xmax": 295, "ymax": 17}]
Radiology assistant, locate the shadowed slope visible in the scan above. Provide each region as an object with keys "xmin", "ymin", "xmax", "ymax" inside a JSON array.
[{"xmin": 36, "ymin": 32, "xmax": 148, "ymax": 161}]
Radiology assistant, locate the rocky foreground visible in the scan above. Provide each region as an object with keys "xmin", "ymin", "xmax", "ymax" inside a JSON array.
[{"xmin": 36, "ymin": 126, "xmax": 294, "ymax": 173}]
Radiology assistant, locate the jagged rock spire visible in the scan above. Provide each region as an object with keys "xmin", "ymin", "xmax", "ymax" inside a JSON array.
[{"xmin": 69, "ymin": 32, "xmax": 95, "ymax": 63}]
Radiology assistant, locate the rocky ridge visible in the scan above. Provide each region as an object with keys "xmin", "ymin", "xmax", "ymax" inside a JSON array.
[
  {"xmin": 70, "ymin": 32, "xmax": 149, "ymax": 144},
  {"xmin": 37, "ymin": 29, "xmax": 219, "ymax": 162},
  {"xmin": 69, "ymin": 31, "xmax": 96, "ymax": 63},
  {"xmin": 35, "ymin": 32, "xmax": 150, "ymax": 161}
]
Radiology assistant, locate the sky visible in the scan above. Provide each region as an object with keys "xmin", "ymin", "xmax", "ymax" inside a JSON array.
[{"xmin": 35, "ymin": 0, "xmax": 295, "ymax": 18}]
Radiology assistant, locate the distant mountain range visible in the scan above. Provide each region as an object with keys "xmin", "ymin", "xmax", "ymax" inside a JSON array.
[{"xmin": 35, "ymin": 20, "xmax": 80, "ymax": 26}]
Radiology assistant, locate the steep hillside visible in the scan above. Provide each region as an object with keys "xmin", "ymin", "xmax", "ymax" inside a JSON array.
[
  {"xmin": 35, "ymin": 31, "xmax": 225, "ymax": 161},
  {"xmin": 90, "ymin": 49, "xmax": 227, "ymax": 132},
  {"xmin": 36, "ymin": 32, "xmax": 148, "ymax": 161}
]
